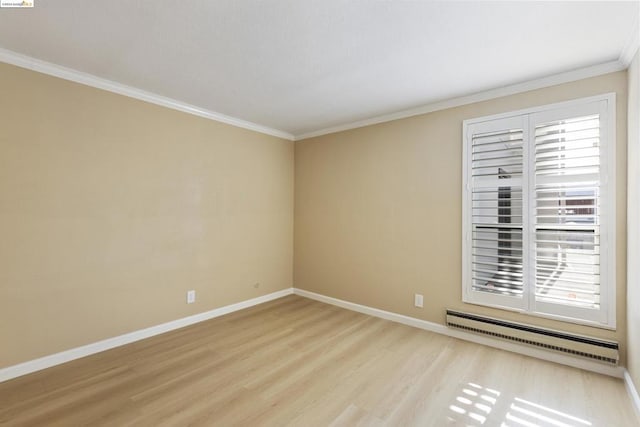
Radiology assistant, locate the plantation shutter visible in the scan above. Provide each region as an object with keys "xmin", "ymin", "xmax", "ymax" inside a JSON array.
[
  {"xmin": 530, "ymin": 101, "xmax": 611, "ymax": 324},
  {"xmin": 465, "ymin": 116, "xmax": 527, "ymax": 310},
  {"xmin": 463, "ymin": 95, "xmax": 614, "ymax": 326}
]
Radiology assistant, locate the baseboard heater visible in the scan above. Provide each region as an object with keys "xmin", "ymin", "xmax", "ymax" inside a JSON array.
[{"xmin": 446, "ymin": 310, "xmax": 619, "ymax": 365}]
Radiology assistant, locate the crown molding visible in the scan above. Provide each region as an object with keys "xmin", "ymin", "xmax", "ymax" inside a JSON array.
[
  {"xmin": 0, "ymin": 45, "xmax": 632, "ymax": 143},
  {"xmin": 619, "ymin": 9, "xmax": 640, "ymax": 67},
  {"xmin": 294, "ymin": 60, "xmax": 626, "ymax": 141},
  {"xmin": 0, "ymin": 47, "xmax": 295, "ymax": 141}
]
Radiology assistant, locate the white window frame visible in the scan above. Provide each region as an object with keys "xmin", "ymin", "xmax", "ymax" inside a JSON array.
[{"xmin": 462, "ymin": 93, "xmax": 616, "ymax": 329}]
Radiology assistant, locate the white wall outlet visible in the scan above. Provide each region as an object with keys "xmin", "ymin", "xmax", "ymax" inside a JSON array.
[
  {"xmin": 414, "ymin": 293, "xmax": 424, "ymax": 308},
  {"xmin": 187, "ymin": 290, "xmax": 196, "ymax": 304}
]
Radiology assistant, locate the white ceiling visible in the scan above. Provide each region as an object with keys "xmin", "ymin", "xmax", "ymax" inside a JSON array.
[{"xmin": 0, "ymin": 1, "xmax": 638, "ymax": 139}]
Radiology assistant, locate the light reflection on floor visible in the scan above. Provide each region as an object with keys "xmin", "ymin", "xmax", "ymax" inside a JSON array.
[
  {"xmin": 447, "ymin": 382, "xmax": 499, "ymax": 425},
  {"xmin": 446, "ymin": 382, "xmax": 592, "ymax": 427}
]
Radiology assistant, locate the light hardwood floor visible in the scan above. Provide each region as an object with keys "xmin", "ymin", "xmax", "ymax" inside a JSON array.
[{"xmin": 0, "ymin": 295, "xmax": 638, "ymax": 426}]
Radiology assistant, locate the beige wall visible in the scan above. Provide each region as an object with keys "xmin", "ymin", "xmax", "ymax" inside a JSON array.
[
  {"xmin": 628, "ymin": 50, "xmax": 640, "ymax": 389},
  {"xmin": 295, "ymin": 71, "xmax": 628, "ymax": 361},
  {"xmin": 0, "ymin": 58, "xmax": 632, "ymax": 374},
  {"xmin": 0, "ymin": 63, "xmax": 294, "ymax": 368}
]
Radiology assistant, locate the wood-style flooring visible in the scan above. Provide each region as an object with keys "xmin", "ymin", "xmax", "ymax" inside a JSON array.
[{"xmin": 0, "ymin": 295, "xmax": 638, "ymax": 426}]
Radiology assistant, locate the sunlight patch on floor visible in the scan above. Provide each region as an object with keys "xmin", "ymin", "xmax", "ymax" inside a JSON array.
[{"xmin": 448, "ymin": 382, "xmax": 593, "ymax": 427}]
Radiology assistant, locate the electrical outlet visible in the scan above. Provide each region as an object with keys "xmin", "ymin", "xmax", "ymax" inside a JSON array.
[
  {"xmin": 414, "ymin": 293, "xmax": 424, "ymax": 308},
  {"xmin": 187, "ymin": 290, "xmax": 196, "ymax": 304}
]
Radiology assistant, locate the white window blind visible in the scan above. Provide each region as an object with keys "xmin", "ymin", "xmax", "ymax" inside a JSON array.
[{"xmin": 462, "ymin": 95, "xmax": 615, "ymax": 328}]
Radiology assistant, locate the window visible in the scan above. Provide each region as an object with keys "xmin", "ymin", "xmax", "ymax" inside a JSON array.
[{"xmin": 462, "ymin": 94, "xmax": 615, "ymax": 328}]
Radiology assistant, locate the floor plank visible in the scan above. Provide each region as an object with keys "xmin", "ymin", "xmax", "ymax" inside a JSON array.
[{"xmin": 0, "ymin": 295, "xmax": 638, "ymax": 426}]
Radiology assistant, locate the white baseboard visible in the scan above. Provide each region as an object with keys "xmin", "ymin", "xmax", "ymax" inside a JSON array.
[
  {"xmin": 0, "ymin": 287, "xmax": 294, "ymax": 383},
  {"xmin": 0, "ymin": 286, "xmax": 628, "ymax": 386},
  {"xmin": 293, "ymin": 288, "xmax": 625, "ymax": 378},
  {"xmin": 625, "ymin": 369, "xmax": 640, "ymax": 419}
]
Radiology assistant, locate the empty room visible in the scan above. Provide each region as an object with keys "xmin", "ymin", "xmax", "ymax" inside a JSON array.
[{"xmin": 1, "ymin": 1, "xmax": 639, "ymax": 426}]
